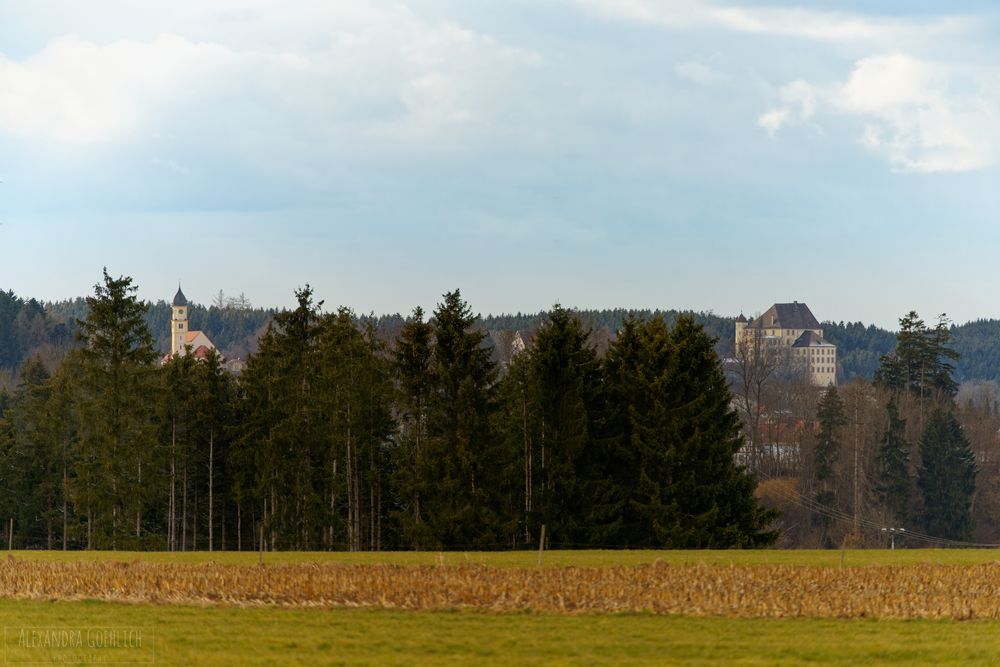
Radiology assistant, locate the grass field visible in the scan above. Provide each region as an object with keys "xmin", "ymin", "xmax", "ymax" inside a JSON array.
[
  {"xmin": 2, "ymin": 550, "xmax": 1000, "ymax": 665},
  {"xmin": 0, "ymin": 601, "xmax": 997, "ymax": 666}
]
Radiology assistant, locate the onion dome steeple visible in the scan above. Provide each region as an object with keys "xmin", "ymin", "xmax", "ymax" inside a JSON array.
[{"xmin": 173, "ymin": 285, "xmax": 188, "ymax": 308}]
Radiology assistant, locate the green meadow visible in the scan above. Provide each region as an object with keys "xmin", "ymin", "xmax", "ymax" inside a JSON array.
[
  {"xmin": 0, "ymin": 601, "xmax": 997, "ymax": 666},
  {"xmin": 2, "ymin": 550, "xmax": 1000, "ymax": 666}
]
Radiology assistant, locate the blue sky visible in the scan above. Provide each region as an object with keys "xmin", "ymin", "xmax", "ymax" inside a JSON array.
[{"xmin": 1, "ymin": 1, "xmax": 999, "ymax": 328}]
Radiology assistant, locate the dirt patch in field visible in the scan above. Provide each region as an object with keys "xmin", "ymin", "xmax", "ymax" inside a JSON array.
[{"xmin": 0, "ymin": 559, "xmax": 997, "ymax": 619}]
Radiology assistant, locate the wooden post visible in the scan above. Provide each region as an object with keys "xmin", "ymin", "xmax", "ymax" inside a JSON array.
[
  {"xmin": 537, "ymin": 524, "xmax": 546, "ymax": 568},
  {"xmin": 259, "ymin": 524, "xmax": 264, "ymax": 566}
]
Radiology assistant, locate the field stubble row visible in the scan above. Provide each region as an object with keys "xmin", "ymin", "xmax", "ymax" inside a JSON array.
[{"xmin": 0, "ymin": 558, "xmax": 997, "ymax": 619}]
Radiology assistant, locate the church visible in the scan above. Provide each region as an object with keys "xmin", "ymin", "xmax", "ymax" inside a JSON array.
[{"xmin": 168, "ymin": 286, "xmax": 218, "ymax": 360}]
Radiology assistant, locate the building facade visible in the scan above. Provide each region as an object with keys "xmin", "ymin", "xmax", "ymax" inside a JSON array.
[
  {"xmin": 735, "ymin": 302, "xmax": 837, "ymax": 387},
  {"xmin": 169, "ymin": 286, "xmax": 218, "ymax": 359}
]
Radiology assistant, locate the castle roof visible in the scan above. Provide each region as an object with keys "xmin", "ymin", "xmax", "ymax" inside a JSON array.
[
  {"xmin": 792, "ymin": 330, "xmax": 834, "ymax": 348},
  {"xmin": 173, "ymin": 286, "xmax": 188, "ymax": 307},
  {"xmin": 736, "ymin": 313, "xmax": 747, "ymax": 323},
  {"xmin": 748, "ymin": 302, "xmax": 821, "ymax": 330}
]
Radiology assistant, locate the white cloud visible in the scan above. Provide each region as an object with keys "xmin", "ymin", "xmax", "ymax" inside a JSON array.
[
  {"xmin": 675, "ymin": 60, "xmax": 727, "ymax": 86},
  {"xmin": 574, "ymin": 0, "xmax": 971, "ymax": 45},
  {"xmin": 757, "ymin": 108, "xmax": 790, "ymax": 137},
  {"xmin": 0, "ymin": 35, "xmax": 234, "ymax": 143},
  {"xmin": 0, "ymin": 5, "xmax": 540, "ymax": 148},
  {"xmin": 760, "ymin": 54, "xmax": 1000, "ymax": 173}
]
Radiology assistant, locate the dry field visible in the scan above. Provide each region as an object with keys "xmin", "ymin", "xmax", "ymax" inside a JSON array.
[{"xmin": 1, "ymin": 557, "xmax": 1000, "ymax": 620}]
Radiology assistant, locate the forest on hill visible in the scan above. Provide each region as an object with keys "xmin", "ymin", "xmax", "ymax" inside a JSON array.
[{"xmin": 5, "ymin": 286, "xmax": 1000, "ymax": 390}]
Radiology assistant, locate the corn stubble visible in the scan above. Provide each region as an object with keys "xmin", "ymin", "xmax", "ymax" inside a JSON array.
[{"xmin": 0, "ymin": 559, "xmax": 996, "ymax": 619}]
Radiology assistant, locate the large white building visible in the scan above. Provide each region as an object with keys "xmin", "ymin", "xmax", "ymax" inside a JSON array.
[{"xmin": 735, "ymin": 302, "xmax": 837, "ymax": 387}]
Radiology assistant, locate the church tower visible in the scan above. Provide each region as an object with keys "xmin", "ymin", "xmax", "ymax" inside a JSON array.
[{"xmin": 172, "ymin": 285, "xmax": 189, "ymax": 357}]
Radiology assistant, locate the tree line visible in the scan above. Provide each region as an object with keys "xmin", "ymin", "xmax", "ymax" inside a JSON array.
[
  {"xmin": 13, "ymin": 289, "xmax": 1000, "ymax": 390},
  {"xmin": 0, "ymin": 271, "xmax": 775, "ymax": 551}
]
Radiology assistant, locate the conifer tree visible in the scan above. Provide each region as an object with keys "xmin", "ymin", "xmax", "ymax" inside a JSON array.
[
  {"xmin": 875, "ymin": 312, "xmax": 959, "ymax": 400},
  {"xmin": 601, "ymin": 316, "xmax": 777, "ymax": 548},
  {"xmin": 161, "ymin": 351, "xmax": 199, "ymax": 551},
  {"xmin": 813, "ymin": 386, "xmax": 846, "ymax": 547},
  {"xmin": 422, "ymin": 290, "xmax": 499, "ymax": 548},
  {"xmin": 392, "ymin": 307, "xmax": 435, "ymax": 548},
  {"xmin": 74, "ymin": 270, "xmax": 157, "ymax": 549},
  {"xmin": 918, "ymin": 408, "xmax": 976, "ymax": 541},
  {"xmin": 315, "ymin": 309, "xmax": 394, "ymax": 551},
  {"xmin": 529, "ymin": 305, "xmax": 600, "ymax": 546},
  {"xmin": 874, "ymin": 400, "xmax": 911, "ymax": 526},
  {"xmin": 2, "ymin": 357, "xmax": 52, "ymax": 549},
  {"xmin": 191, "ymin": 348, "xmax": 233, "ymax": 552},
  {"xmin": 492, "ymin": 350, "xmax": 540, "ymax": 546}
]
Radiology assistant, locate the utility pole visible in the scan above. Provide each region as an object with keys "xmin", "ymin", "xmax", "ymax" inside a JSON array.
[
  {"xmin": 853, "ymin": 398, "xmax": 860, "ymax": 535},
  {"xmin": 881, "ymin": 527, "xmax": 905, "ymax": 550}
]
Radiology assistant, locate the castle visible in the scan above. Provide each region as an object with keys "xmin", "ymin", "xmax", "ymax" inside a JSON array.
[
  {"xmin": 735, "ymin": 302, "xmax": 837, "ymax": 387},
  {"xmin": 169, "ymin": 286, "xmax": 218, "ymax": 360}
]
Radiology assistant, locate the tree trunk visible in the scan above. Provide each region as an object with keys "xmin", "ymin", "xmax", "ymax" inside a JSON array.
[
  {"xmin": 209, "ymin": 431, "xmax": 214, "ymax": 552},
  {"xmin": 182, "ymin": 464, "xmax": 188, "ymax": 552},
  {"xmin": 170, "ymin": 418, "xmax": 176, "ymax": 551}
]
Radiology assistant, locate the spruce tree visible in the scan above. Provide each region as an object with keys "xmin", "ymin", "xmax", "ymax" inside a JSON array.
[
  {"xmin": 74, "ymin": 270, "xmax": 157, "ymax": 549},
  {"xmin": 918, "ymin": 408, "xmax": 976, "ymax": 541},
  {"xmin": 875, "ymin": 312, "xmax": 959, "ymax": 399},
  {"xmin": 663, "ymin": 317, "xmax": 777, "ymax": 547},
  {"xmin": 191, "ymin": 348, "xmax": 233, "ymax": 552},
  {"xmin": 2, "ymin": 357, "xmax": 53, "ymax": 549},
  {"xmin": 492, "ymin": 350, "xmax": 540, "ymax": 547},
  {"xmin": 392, "ymin": 307, "xmax": 435, "ymax": 548},
  {"xmin": 606, "ymin": 315, "xmax": 777, "ymax": 548},
  {"xmin": 813, "ymin": 386, "xmax": 846, "ymax": 547},
  {"xmin": 231, "ymin": 286, "xmax": 325, "ymax": 550},
  {"xmin": 315, "ymin": 309, "xmax": 394, "ymax": 551},
  {"xmin": 161, "ymin": 351, "xmax": 199, "ymax": 551},
  {"xmin": 422, "ymin": 290, "xmax": 499, "ymax": 548},
  {"xmin": 874, "ymin": 400, "xmax": 911, "ymax": 526},
  {"xmin": 529, "ymin": 305, "xmax": 600, "ymax": 546}
]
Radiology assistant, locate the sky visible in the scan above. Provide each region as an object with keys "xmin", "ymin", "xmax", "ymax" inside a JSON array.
[{"xmin": 1, "ymin": 1, "xmax": 1000, "ymax": 329}]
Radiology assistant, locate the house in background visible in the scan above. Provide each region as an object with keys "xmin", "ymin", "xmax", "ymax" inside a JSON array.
[{"xmin": 736, "ymin": 302, "xmax": 837, "ymax": 387}]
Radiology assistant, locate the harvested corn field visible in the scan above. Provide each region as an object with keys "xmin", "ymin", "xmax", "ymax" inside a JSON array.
[{"xmin": 1, "ymin": 558, "xmax": 1000, "ymax": 619}]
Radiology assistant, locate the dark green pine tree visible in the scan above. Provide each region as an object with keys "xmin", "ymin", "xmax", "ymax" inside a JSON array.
[
  {"xmin": 315, "ymin": 309, "xmax": 395, "ymax": 551},
  {"xmin": 191, "ymin": 348, "xmax": 233, "ymax": 552},
  {"xmin": 229, "ymin": 321, "xmax": 282, "ymax": 551},
  {"xmin": 422, "ymin": 290, "xmax": 499, "ymax": 548},
  {"xmin": 231, "ymin": 286, "xmax": 326, "ymax": 551},
  {"xmin": 2, "ymin": 357, "xmax": 53, "ymax": 549},
  {"xmin": 813, "ymin": 385, "xmax": 846, "ymax": 548},
  {"xmin": 160, "ymin": 351, "xmax": 199, "ymax": 552},
  {"xmin": 392, "ymin": 307, "xmax": 435, "ymax": 548},
  {"xmin": 874, "ymin": 400, "xmax": 911, "ymax": 526},
  {"xmin": 597, "ymin": 316, "xmax": 645, "ymax": 545},
  {"xmin": 74, "ymin": 270, "xmax": 158, "ymax": 549},
  {"xmin": 874, "ymin": 311, "xmax": 959, "ymax": 400},
  {"xmin": 918, "ymin": 408, "xmax": 976, "ymax": 541},
  {"xmin": 625, "ymin": 316, "xmax": 777, "ymax": 548},
  {"xmin": 529, "ymin": 305, "xmax": 600, "ymax": 547},
  {"xmin": 491, "ymin": 349, "xmax": 541, "ymax": 547}
]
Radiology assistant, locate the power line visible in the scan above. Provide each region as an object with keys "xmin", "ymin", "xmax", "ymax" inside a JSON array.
[{"xmin": 755, "ymin": 468, "xmax": 999, "ymax": 548}]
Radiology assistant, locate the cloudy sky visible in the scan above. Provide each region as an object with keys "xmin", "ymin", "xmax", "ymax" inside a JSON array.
[{"xmin": 1, "ymin": 0, "xmax": 999, "ymax": 327}]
